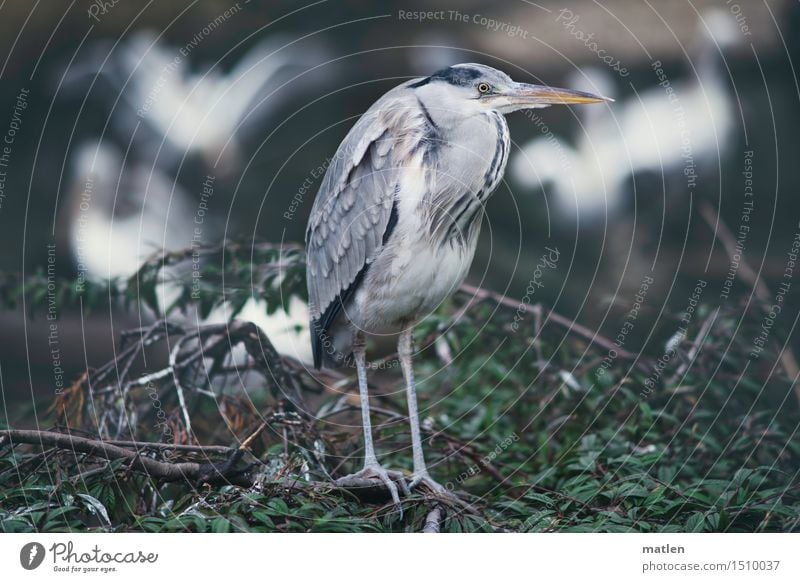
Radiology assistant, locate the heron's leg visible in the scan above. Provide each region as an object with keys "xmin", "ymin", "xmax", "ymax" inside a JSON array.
[
  {"xmin": 335, "ymin": 330, "xmax": 409, "ymax": 513},
  {"xmin": 398, "ymin": 327, "xmax": 446, "ymax": 494},
  {"xmin": 398, "ymin": 329, "xmax": 480, "ymax": 515},
  {"xmin": 353, "ymin": 331, "xmax": 379, "ymax": 466}
]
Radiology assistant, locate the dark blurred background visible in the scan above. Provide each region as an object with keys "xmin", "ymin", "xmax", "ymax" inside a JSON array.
[{"xmin": 1, "ymin": 0, "xmax": 799, "ymax": 414}]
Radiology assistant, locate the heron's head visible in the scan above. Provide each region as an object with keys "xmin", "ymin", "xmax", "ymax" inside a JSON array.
[{"xmin": 410, "ymin": 63, "xmax": 612, "ymax": 118}]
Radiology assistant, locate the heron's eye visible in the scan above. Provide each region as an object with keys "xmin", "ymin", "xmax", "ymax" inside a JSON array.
[{"xmin": 477, "ymin": 82, "xmax": 491, "ymax": 94}]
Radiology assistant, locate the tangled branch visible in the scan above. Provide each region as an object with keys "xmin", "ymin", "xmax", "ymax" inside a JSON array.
[{"xmin": 1, "ymin": 429, "xmax": 219, "ymax": 484}]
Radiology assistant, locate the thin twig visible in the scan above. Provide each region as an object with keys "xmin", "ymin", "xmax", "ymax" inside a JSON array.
[
  {"xmin": 668, "ymin": 307, "xmax": 719, "ymax": 385},
  {"xmin": 169, "ymin": 335, "xmax": 194, "ymax": 442},
  {"xmin": 239, "ymin": 423, "xmax": 267, "ymax": 451},
  {"xmin": 700, "ymin": 202, "xmax": 800, "ymax": 406},
  {"xmin": 458, "ymin": 283, "xmax": 641, "ymax": 364},
  {"xmin": 438, "ymin": 433, "xmax": 506, "ymax": 484},
  {"xmin": 700, "ymin": 203, "xmax": 770, "ymax": 301}
]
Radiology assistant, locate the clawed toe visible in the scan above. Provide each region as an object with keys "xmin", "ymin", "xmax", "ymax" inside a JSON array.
[
  {"xmin": 409, "ymin": 473, "xmax": 478, "ymax": 514},
  {"xmin": 334, "ymin": 467, "xmax": 478, "ymax": 518},
  {"xmin": 335, "ymin": 464, "xmax": 409, "ymax": 517},
  {"xmin": 409, "ymin": 472, "xmax": 446, "ymax": 493},
  {"xmin": 386, "ymin": 469, "xmax": 411, "ymax": 497}
]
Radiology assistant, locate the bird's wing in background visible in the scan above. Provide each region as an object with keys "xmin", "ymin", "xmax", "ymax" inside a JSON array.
[
  {"xmin": 222, "ymin": 36, "xmax": 320, "ymax": 124},
  {"xmin": 59, "ymin": 30, "xmax": 334, "ymax": 176},
  {"xmin": 218, "ymin": 35, "xmax": 333, "ymax": 147}
]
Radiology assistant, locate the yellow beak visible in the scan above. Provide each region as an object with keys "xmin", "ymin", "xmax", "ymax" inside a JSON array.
[{"xmin": 509, "ymin": 82, "xmax": 613, "ymax": 105}]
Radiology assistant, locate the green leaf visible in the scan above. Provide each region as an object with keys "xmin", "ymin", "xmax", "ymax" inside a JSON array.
[{"xmin": 685, "ymin": 512, "xmax": 706, "ymax": 532}]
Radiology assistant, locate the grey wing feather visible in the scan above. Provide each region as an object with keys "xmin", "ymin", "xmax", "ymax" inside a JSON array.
[{"xmin": 305, "ymin": 87, "xmax": 426, "ymax": 332}]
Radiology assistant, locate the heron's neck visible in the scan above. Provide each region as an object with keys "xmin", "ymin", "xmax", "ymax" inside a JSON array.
[{"xmin": 414, "ymin": 90, "xmax": 483, "ymax": 132}]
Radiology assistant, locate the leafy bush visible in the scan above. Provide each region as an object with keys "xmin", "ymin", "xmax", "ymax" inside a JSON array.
[{"xmin": 2, "ymin": 242, "xmax": 798, "ymax": 532}]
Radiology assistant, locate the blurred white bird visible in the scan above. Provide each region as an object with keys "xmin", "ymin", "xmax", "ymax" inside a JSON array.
[
  {"xmin": 512, "ymin": 8, "xmax": 740, "ymax": 221},
  {"xmin": 64, "ymin": 30, "xmax": 330, "ymax": 175},
  {"xmin": 59, "ymin": 30, "xmax": 331, "ymax": 364},
  {"xmin": 65, "ymin": 139, "xmax": 197, "ymax": 280},
  {"xmin": 63, "ymin": 138, "xmax": 312, "ymax": 363},
  {"xmin": 512, "ymin": 66, "xmax": 617, "ymax": 219},
  {"xmin": 202, "ymin": 294, "xmax": 312, "ymax": 365}
]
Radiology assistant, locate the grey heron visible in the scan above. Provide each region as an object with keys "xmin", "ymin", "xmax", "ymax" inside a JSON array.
[{"xmin": 305, "ymin": 63, "xmax": 609, "ymax": 510}]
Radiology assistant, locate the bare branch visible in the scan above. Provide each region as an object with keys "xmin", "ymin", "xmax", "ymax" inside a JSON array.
[
  {"xmin": 101, "ymin": 440, "xmax": 232, "ymax": 454},
  {"xmin": 700, "ymin": 202, "xmax": 800, "ymax": 405},
  {"xmin": 422, "ymin": 505, "xmax": 443, "ymax": 533},
  {"xmin": 458, "ymin": 283, "xmax": 643, "ymax": 364},
  {"xmin": 1, "ymin": 429, "xmax": 202, "ymax": 482}
]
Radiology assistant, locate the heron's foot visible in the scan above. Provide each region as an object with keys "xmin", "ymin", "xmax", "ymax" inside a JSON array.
[
  {"xmin": 335, "ymin": 463, "xmax": 410, "ymax": 517},
  {"xmin": 410, "ymin": 472, "xmax": 478, "ymax": 514},
  {"xmin": 409, "ymin": 471, "xmax": 447, "ymax": 494}
]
